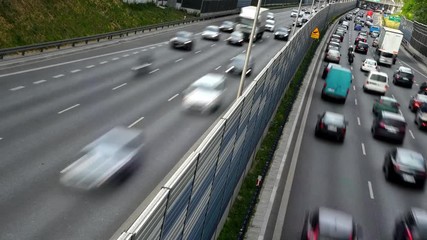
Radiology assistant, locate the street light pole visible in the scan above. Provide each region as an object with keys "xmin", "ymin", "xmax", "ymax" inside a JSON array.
[
  {"xmin": 310, "ymin": 0, "xmax": 316, "ymax": 16},
  {"xmin": 292, "ymin": 0, "xmax": 304, "ymax": 35},
  {"xmin": 236, "ymin": 0, "xmax": 262, "ymax": 98}
]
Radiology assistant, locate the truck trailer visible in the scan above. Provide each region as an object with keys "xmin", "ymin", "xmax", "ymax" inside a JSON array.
[{"xmin": 236, "ymin": 6, "xmax": 269, "ymax": 42}]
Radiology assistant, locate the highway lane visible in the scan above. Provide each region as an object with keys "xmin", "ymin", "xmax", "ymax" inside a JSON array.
[
  {"xmin": 281, "ymin": 14, "xmax": 427, "ymax": 239},
  {"xmin": 0, "ymin": 8, "xmax": 298, "ymax": 240}
]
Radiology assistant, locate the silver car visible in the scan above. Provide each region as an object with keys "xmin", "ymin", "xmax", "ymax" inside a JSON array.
[
  {"xmin": 226, "ymin": 54, "xmax": 254, "ymax": 76},
  {"xmin": 324, "ymin": 49, "xmax": 341, "ymax": 63},
  {"xmin": 265, "ymin": 19, "xmax": 275, "ymax": 32},
  {"xmin": 202, "ymin": 25, "xmax": 220, "ymax": 41}
]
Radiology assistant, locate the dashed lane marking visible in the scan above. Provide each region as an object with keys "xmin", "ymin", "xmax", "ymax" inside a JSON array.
[
  {"xmin": 149, "ymin": 68, "xmax": 159, "ymax": 74},
  {"xmin": 99, "ymin": 61, "xmax": 108, "ymax": 64},
  {"xmin": 361, "ymin": 143, "xmax": 366, "ymax": 155},
  {"xmin": 175, "ymin": 58, "xmax": 183, "ymax": 63},
  {"xmin": 195, "ymin": 50, "xmax": 202, "ymax": 54},
  {"xmin": 53, "ymin": 74, "xmax": 65, "ymax": 78},
  {"xmin": 112, "ymin": 83, "xmax": 127, "ymax": 90},
  {"xmin": 357, "ymin": 117, "xmax": 361, "ymax": 126},
  {"xmin": 168, "ymin": 94, "xmax": 179, "ymax": 101},
  {"xmin": 58, "ymin": 104, "xmax": 80, "ymax": 114},
  {"xmin": 128, "ymin": 116, "xmax": 144, "ymax": 128},
  {"xmin": 86, "ymin": 65, "xmax": 95, "ymax": 69},
  {"xmin": 409, "ymin": 130, "xmax": 415, "ymax": 139},
  {"xmin": 112, "ymin": 57, "xmax": 119, "ymax": 61},
  {"xmin": 10, "ymin": 86, "xmax": 25, "ymax": 91},
  {"xmin": 33, "ymin": 80, "xmax": 47, "ymax": 84},
  {"xmin": 215, "ymin": 66, "xmax": 222, "ymax": 70},
  {"xmin": 70, "ymin": 69, "xmax": 81, "ymax": 73},
  {"xmin": 122, "ymin": 54, "xmax": 130, "ymax": 57},
  {"xmin": 368, "ymin": 181, "xmax": 375, "ymax": 199},
  {"xmin": 355, "ymin": 99, "xmax": 358, "ymax": 105}
]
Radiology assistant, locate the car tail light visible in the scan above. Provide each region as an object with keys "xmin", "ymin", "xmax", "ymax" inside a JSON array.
[
  {"xmin": 394, "ymin": 163, "xmax": 400, "ymax": 172},
  {"xmin": 414, "ymin": 100, "xmax": 421, "ymax": 108},
  {"xmin": 320, "ymin": 122, "xmax": 325, "ymax": 129},
  {"xmin": 405, "ymin": 225, "xmax": 414, "ymax": 240},
  {"xmin": 379, "ymin": 121, "xmax": 386, "ymax": 128},
  {"xmin": 422, "ymin": 122, "xmax": 427, "ymax": 127},
  {"xmin": 341, "ymin": 127, "xmax": 346, "ymax": 134}
]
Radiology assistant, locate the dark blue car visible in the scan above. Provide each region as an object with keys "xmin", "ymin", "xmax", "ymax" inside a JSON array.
[{"xmin": 354, "ymin": 24, "xmax": 362, "ymax": 31}]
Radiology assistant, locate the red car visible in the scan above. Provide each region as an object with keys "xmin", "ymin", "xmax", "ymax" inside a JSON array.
[{"xmin": 409, "ymin": 94, "xmax": 427, "ymax": 112}]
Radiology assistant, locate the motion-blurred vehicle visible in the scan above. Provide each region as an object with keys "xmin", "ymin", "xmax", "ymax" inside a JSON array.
[
  {"xmin": 363, "ymin": 71, "xmax": 389, "ymax": 95},
  {"xmin": 131, "ymin": 54, "xmax": 153, "ymax": 75},
  {"xmin": 202, "ymin": 25, "xmax": 220, "ymax": 41},
  {"xmin": 330, "ymin": 35, "xmax": 341, "ymax": 44},
  {"xmin": 60, "ymin": 127, "xmax": 145, "ymax": 190},
  {"xmin": 420, "ymin": 82, "xmax": 427, "ymax": 94},
  {"xmin": 315, "ymin": 111, "xmax": 348, "ymax": 142},
  {"xmin": 337, "ymin": 25, "xmax": 347, "ymax": 33},
  {"xmin": 335, "ymin": 29, "xmax": 345, "ymax": 42},
  {"xmin": 415, "ymin": 103, "xmax": 427, "ymax": 130},
  {"xmin": 182, "ymin": 73, "xmax": 225, "ymax": 114},
  {"xmin": 267, "ymin": 12, "xmax": 275, "ymax": 20},
  {"xmin": 170, "ymin": 31, "xmax": 194, "ymax": 51},
  {"xmin": 219, "ymin": 21, "xmax": 235, "ymax": 33},
  {"xmin": 265, "ymin": 19, "xmax": 275, "ymax": 32},
  {"xmin": 372, "ymin": 111, "xmax": 406, "ymax": 144},
  {"xmin": 372, "ymin": 37, "xmax": 379, "ymax": 47},
  {"xmin": 341, "ymin": 20, "xmax": 349, "ymax": 30},
  {"xmin": 360, "ymin": 58, "xmax": 378, "ymax": 72},
  {"xmin": 393, "ymin": 208, "xmax": 427, "ymax": 239},
  {"xmin": 301, "ymin": 207, "xmax": 362, "ymax": 240},
  {"xmin": 274, "ymin": 27, "xmax": 290, "ymax": 41},
  {"xmin": 393, "ymin": 66, "xmax": 414, "ymax": 88},
  {"xmin": 372, "ymin": 96, "xmax": 400, "ymax": 115},
  {"xmin": 409, "ymin": 94, "xmax": 427, "ymax": 112},
  {"xmin": 293, "ymin": 16, "xmax": 308, "ymax": 27},
  {"xmin": 354, "ymin": 23, "xmax": 363, "ymax": 31},
  {"xmin": 383, "ymin": 148, "xmax": 426, "ymax": 187},
  {"xmin": 355, "ymin": 41, "xmax": 369, "ymax": 54},
  {"xmin": 321, "ymin": 65, "xmax": 352, "ymax": 103},
  {"xmin": 324, "ymin": 49, "xmax": 341, "ymax": 64},
  {"xmin": 227, "ymin": 31, "xmax": 244, "ymax": 46},
  {"xmin": 345, "ymin": 14, "xmax": 352, "ymax": 20},
  {"xmin": 321, "ymin": 63, "xmax": 340, "ymax": 79},
  {"xmin": 325, "ymin": 42, "xmax": 341, "ymax": 52},
  {"xmin": 290, "ymin": 9, "xmax": 302, "ymax": 18},
  {"xmin": 237, "ymin": 6, "xmax": 268, "ymax": 42},
  {"xmin": 226, "ymin": 53, "xmax": 254, "ymax": 76}
]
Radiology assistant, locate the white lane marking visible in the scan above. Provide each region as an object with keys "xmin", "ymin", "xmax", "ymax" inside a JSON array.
[
  {"xmin": 215, "ymin": 65, "xmax": 222, "ymax": 70},
  {"xmin": 399, "ymin": 109, "xmax": 403, "ymax": 115},
  {"xmin": 351, "ymin": 66, "xmax": 353, "ymax": 70},
  {"xmin": 355, "ymin": 99, "xmax": 358, "ymax": 105},
  {"xmin": 357, "ymin": 117, "xmax": 361, "ymax": 126},
  {"xmin": 70, "ymin": 69, "xmax": 81, "ymax": 73},
  {"xmin": 149, "ymin": 68, "xmax": 159, "ymax": 74},
  {"xmin": 409, "ymin": 129, "xmax": 415, "ymax": 139},
  {"xmin": 33, "ymin": 80, "xmax": 47, "ymax": 84},
  {"xmin": 353, "ymin": 85, "xmax": 356, "ymax": 91},
  {"xmin": 230, "ymin": 57, "xmax": 235, "ymax": 61},
  {"xmin": 150, "ymin": 47, "xmax": 155, "ymax": 50},
  {"xmin": 142, "ymin": 49, "xmax": 147, "ymax": 51},
  {"xmin": 10, "ymin": 86, "xmax": 25, "ymax": 91},
  {"xmin": 99, "ymin": 61, "xmax": 108, "ymax": 64},
  {"xmin": 225, "ymin": 66, "xmax": 234, "ymax": 73},
  {"xmin": 133, "ymin": 51, "xmax": 139, "ymax": 54},
  {"xmin": 368, "ymin": 181, "xmax": 375, "ymax": 199},
  {"xmin": 392, "ymin": 94, "xmax": 395, "ymax": 98},
  {"xmin": 352, "ymin": 75, "xmax": 354, "ymax": 80},
  {"xmin": 122, "ymin": 54, "xmax": 130, "ymax": 57},
  {"xmin": 175, "ymin": 58, "xmax": 183, "ymax": 63},
  {"xmin": 361, "ymin": 143, "xmax": 366, "ymax": 155},
  {"xmin": 112, "ymin": 83, "xmax": 127, "ymax": 90},
  {"xmin": 128, "ymin": 116, "xmax": 144, "ymax": 128},
  {"xmin": 211, "ymin": 44, "xmax": 216, "ymax": 47},
  {"xmin": 53, "ymin": 74, "xmax": 65, "ymax": 78},
  {"xmin": 195, "ymin": 50, "xmax": 201, "ymax": 54},
  {"xmin": 168, "ymin": 94, "xmax": 179, "ymax": 101},
  {"xmin": 112, "ymin": 57, "xmax": 119, "ymax": 61},
  {"xmin": 86, "ymin": 65, "xmax": 95, "ymax": 69},
  {"xmin": 58, "ymin": 104, "xmax": 80, "ymax": 114},
  {"xmin": 400, "ymin": 60, "xmax": 427, "ymax": 78}
]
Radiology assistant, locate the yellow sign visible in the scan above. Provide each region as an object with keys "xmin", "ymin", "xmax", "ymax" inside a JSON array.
[{"xmin": 311, "ymin": 27, "xmax": 320, "ymax": 39}]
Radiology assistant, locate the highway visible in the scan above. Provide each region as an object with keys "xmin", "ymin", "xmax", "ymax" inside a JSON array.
[
  {"xmin": 281, "ymin": 13, "xmax": 427, "ymax": 239},
  {"xmin": 0, "ymin": 8, "xmax": 298, "ymax": 240}
]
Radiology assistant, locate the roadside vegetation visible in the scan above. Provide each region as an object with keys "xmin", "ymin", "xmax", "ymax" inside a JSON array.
[
  {"xmin": 0, "ymin": 0, "xmax": 191, "ymax": 48},
  {"xmin": 400, "ymin": 0, "xmax": 427, "ymax": 23}
]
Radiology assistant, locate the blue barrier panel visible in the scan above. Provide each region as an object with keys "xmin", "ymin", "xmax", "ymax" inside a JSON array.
[{"xmin": 183, "ymin": 188, "xmax": 211, "ymax": 239}]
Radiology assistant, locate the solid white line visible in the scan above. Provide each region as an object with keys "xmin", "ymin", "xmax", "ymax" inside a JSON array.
[
  {"xmin": 149, "ymin": 68, "xmax": 159, "ymax": 74},
  {"xmin": 112, "ymin": 83, "xmax": 127, "ymax": 90},
  {"xmin": 70, "ymin": 69, "xmax": 81, "ymax": 73},
  {"xmin": 195, "ymin": 50, "xmax": 201, "ymax": 54},
  {"xmin": 53, "ymin": 74, "xmax": 64, "ymax": 78},
  {"xmin": 215, "ymin": 65, "xmax": 222, "ymax": 70},
  {"xmin": 353, "ymin": 85, "xmax": 356, "ymax": 91},
  {"xmin": 355, "ymin": 99, "xmax": 358, "ymax": 105},
  {"xmin": 112, "ymin": 57, "xmax": 119, "ymax": 61},
  {"xmin": 409, "ymin": 129, "xmax": 415, "ymax": 139},
  {"xmin": 168, "ymin": 94, "xmax": 179, "ymax": 101},
  {"xmin": 58, "ymin": 104, "xmax": 80, "ymax": 114},
  {"xmin": 128, "ymin": 116, "xmax": 144, "ymax": 128},
  {"xmin": 33, "ymin": 80, "xmax": 47, "ymax": 84},
  {"xmin": 86, "ymin": 65, "xmax": 95, "ymax": 68},
  {"xmin": 225, "ymin": 66, "xmax": 234, "ymax": 73},
  {"xmin": 357, "ymin": 117, "xmax": 361, "ymax": 126},
  {"xmin": 10, "ymin": 86, "xmax": 25, "ymax": 91},
  {"xmin": 368, "ymin": 181, "xmax": 375, "ymax": 199},
  {"xmin": 122, "ymin": 54, "xmax": 130, "ymax": 57},
  {"xmin": 175, "ymin": 58, "xmax": 183, "ymax": 63},
  {"xmin": 99, "ymin": 61, "xmax": 108, "ymax": 64},
  {"xmin": 361, "ymin": 143, "xmax": 366, "ymax": 155}
]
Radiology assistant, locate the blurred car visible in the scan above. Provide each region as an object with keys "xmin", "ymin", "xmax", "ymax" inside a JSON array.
[
  {"xmin": 355, "ymin": 41, "xmax": 369, "ymax": 54},
  {"xmin": 131, "ymin": 54, "xmax": 153, "ymax": 75},
  {"xmin": 325, "ymin": 42, "xmax": 341, "ymax": 52},
  {"xmin": 170, "ymin": 31, "xmax": 194, "ymax": 51},
  {"xmin": 219, "ymin": 21, "xmax": 235, "ymax": 33},
  {"xmin": 345, "ymin": 14, "xmax": 353, "ymax": 20},
  {"xmin": 301, "ymin": 207, "xmax": 362, "ymax": 240},
  {"xmin": 394, "ymin": 208, "xmax": 427, "ymax": 239},
  {"xmin": 365, "ymin": 20, "xmax": 373, "ymax": 27},
  {"xmin": 335, "ymin": 29, "xmax": 345, "ymax": 42},
  {"xmin": 226, "ymin": 53, "xmax": 254, "ymax": 76},
  {"xmin": 409, "ymin": 94, "xmax": 427, "ymax": 112},
  {"xmin": 355, "ymin": 34, "xmax": 367, "ymax": 44},
  {"xmin": 372, "ymin": 111, "xmax": 406, "ymax": 144},
  {"xmin": 315, "ymin": 111, "xmax": 348, "ymax": 142},
  {"xmin": 324, "ymin": 49, "xmax": 341, "ymax": 63},
  {"xmin": 360, "ymin": 58, "xmax": 378, "ymax": 72},
  {"xmin": 363, "ymin": 71, "xmax": 389, "ymax": 95},
  {"xmin": 354, "ymin": 23, "xmax": 363, "ymax": 31},
  {"xmin": 372, "ymin": 37, "xmax": 379, "ymax": 47},
  {"xmin": 372, "ymin": 96, "xmax": 400, "ymax": 115},
  {"xmin": 265, "ymin": 19, "xmax": 275, "ymax": 32},
  {"xmin": 341, "ymin": 20, "xmax": 349, "ymax": 30},
  {"xmin": 293, "ymin": 17, "xmax": 308, "ymax": 27},
  {"xmin": 267, "ymin": 12, "xmax": 275, "ymax": 20},
  {"xmin": 415, "ymin": 103, "xmax": 427, "ymax": 130},
  {"xmin": 182, "ymin": 73, "xmax": 225, "ymax": 114},
  {"xmin": 274, "ymin": 27, "xmax": 290, "ymax": 41},
  {"xmin": 227, "ymin": 31, "xmax": 244, "ymax": 46},
  {"xmin": 383, "ymin": 148, "xmax": 426, "ymax": 187},
  {"xmin": 370, "ymin": 30, "xmax": 380, "ymax": 38},
  {"xmin": 202, "ymin": 25, "xmax": 220, "ymax": 41},
  {"xmin": 60, "ymin": 127, "xmax": 145, "ymax": 190},
  {"xmin": 330, "ymin": 35, "xmax": 341, "ymax": 44},
  {"xmin": 290, "ymin": 9, "xmax": 300, "ymax": 17},
  {"xmin": 337, "ymin": 25, "xmax": 347, "ymax": 33},
  {"xmin": 321, "ymin": 63, "xmax": 340, "ymax": 79},
  {"xmin": 393, "ymin": 66, "xmax": 415, "ymax": 88}
]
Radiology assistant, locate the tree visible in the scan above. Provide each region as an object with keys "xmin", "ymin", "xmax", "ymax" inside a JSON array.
[{"xmin": 401, "ymin": 0, "xmax": 427, "ymax": 24}]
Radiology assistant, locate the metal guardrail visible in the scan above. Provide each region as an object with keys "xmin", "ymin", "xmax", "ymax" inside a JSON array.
[
  {"xmin": 115, "ymin": 2, "xmax": 356, "ymax": 240},
  {"xmin": 0, "ymin": 9, "xmax": 239, "ymax": 60}
]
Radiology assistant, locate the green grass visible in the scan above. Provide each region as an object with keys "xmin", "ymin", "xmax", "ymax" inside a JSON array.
[
  {"xmin": 0, "ymin": 1, "xmax": 192, "ymax": 48},
  {"xmin": 218, "ymin": 28, "xmax": 325, "ymax": 239}
]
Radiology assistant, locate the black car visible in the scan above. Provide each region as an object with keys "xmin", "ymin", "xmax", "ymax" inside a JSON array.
[
  {"xmin": 322, "ymin": 63, "xmax": 340, "ymax": 79},
  {"xmin": 393, "ymin": 66, "xmax": 415, "ymax": 88},
  {"xmin": 274, "ymin": 27, "xmax": 290, "ymax": 41},
  {"xmin": 227, "ymin": 31, "xmax": 244, "ymax": 46},
  {"xmin": 226, "ymin": 54, "xmax": 254, "ymax": 76},
  {"xmin": 355, "ymin": 42, "xmax": 369, "ymax": 54},
  {"xmin": 131, "ymin": 54, "xmax": 153, "ymax": 75},
  {"xmin": 315, "ymin": 111, "xmax": 348, "ymax": 142},
  {"xmin": 394, "ymin": 208, "xmax": 427, "ymax": 239},
  {"xmin": 219, "ymin": 21, "xmax": 235, "ymax": 33},
  {"xmin": 301, "ymin": 207, "xmax": 362, "ymax": 240},
  {"xmin": 383, "ymin": 148, "xmax": 426, "ymax": 188},
  {"xmin": 372, "ymin": 111, "xmax": 406, "ymax": 144},
  {"xmin": 169, "ymin": 31, "xmax": 194, "ymax": 51}
]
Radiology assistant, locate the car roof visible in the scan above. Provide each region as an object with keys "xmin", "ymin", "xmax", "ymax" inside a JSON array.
[
  {"xmin": 318, "ymin": 207, "xmax": 354, "ymax": 237},
  {"xmin": 398, "ymin": 66, "xmax": 413, "ymax": 74},
  {"xmin": 86, "ymin": 127, "xmax": 143, "ymax": 150},
  {"xmin": 381, "ymin": 111, "xmax": 405, "ymax": 121},
  {"xmin": 324, "ymin": 111, "xmax": 345, "ymax": 120}
]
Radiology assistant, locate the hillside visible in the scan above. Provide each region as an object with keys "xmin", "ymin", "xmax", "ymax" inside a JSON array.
[{"xmin": 0, "ymin": 0, "xmax": 191, "ymax": 49}]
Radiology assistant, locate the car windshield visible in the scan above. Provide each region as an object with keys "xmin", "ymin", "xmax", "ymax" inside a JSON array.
[
  {"xmin": 206, "ymin": 26, "xmax": 218, "ymax": 32},
  {"xmin": 370, "ymin": 74, "xmax": 387, "ymax": 82},
  {"xmin": 188, "ymin": 82, "xmax": 215, "ymax": 92},
  {"xmin": 232, "ymin": 55, "xmax": 246, "ymax": 67},
  {"xmin": 323, "ymin": 113, "xmax": 345, "ymax": 127},
  {"xmin": 358, "ymin": 42, "xmax": 368, "ymax": 48},
  {"xmin": 365, "ymin": 59, "xmax": 376, "ymax": 65},
  {"xmin": 398, "ymin": 151, "xmax": 425, "ymax": 170},
  {"xmin": 419, "ymin": 104, "xmax": 427, "ymax": 113},
  {"xmin": 176, "ymin": 32, "xmax": 190, "ymax": 38},
  {"xmin": 400, "ymin": 72, "xmax": 414, "ymax": 79},
  {"xmin": 222, "ymin": 21, "xmax": 233, "ymax": 26}
]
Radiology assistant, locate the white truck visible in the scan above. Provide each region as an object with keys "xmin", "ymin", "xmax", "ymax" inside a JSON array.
[
  {"xmin": 375, "ymin": 26, "xmax": 403, "ymax": 66},
  {"xmin": 236, "ymin": 6, "xmax": 269, "ymax": 42}
]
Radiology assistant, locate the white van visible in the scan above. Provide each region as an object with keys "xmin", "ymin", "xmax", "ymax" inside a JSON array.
[{"xmin": 363, "ymin": 71, "xmax": 389, "ymax": 95}]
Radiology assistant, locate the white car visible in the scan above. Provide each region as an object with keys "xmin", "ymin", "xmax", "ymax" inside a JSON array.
[
  {"xmin": 363, "ymin": 71, "xmax": 389, "ymax": 95},
  {"xmin": 290, "ymin": 10, "xmax": 299, "ymax": 17},
  {"xmin": 267, "ymin": 12, "xmax": 275, "ymax": 20},
  {"xmin": 361, "ymin": 58, "xmax": 379, "ymax": 72},
  {"xmin": 265, "ymin": 19, "xmax": 275, "ymax": 32},
  {"xmin": 202, "ymin": 25, "xmax": 220, "ymax": 41}
]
